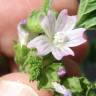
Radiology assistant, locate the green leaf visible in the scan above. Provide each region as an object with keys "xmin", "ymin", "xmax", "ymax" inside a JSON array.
[
  {"xmin": 66, "ymin": 77, "xmax": 83, "ymax": 93},
  {"xmin": 37, "ymin": 63, "xmax": 62, "ymax": 89},
  {"xmin": 76, "ymin": 0, "xmax": 96, "ymax": 29},
  {"xmin": 62, "ymin": 77, "xmax": 96, "ymax": 96},
  {"xmin": 15, "ymin": 44, "xmax": 43, "ymax": 80},
  {"xmin": 43, "ymin": 54, "xmax": 56, "ymax": 66},
  {"xmin": 14, "ymin": 43, "xmax": 29, "ymax": 67},
  {"xmin": 80, "ymin": 77, "xmax": 90, "ymax": 86},
  {"xmin": 78, "ymin": 0, "xmax": 96, "ymax": 17}
]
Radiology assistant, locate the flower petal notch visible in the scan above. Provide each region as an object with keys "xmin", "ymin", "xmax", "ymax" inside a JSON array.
[{"xmin": 27, "ymin": 9, "xmax": 86, "ymax": 60}]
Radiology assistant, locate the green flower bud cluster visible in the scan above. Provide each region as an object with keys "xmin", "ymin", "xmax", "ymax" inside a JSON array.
[
  {"xmin": 15, "ymin": 44, "xmax": 43, "ymax": 80},
  {"xmin": 26, "ymin": 49, "xmax": 43, "ymax": 80}
]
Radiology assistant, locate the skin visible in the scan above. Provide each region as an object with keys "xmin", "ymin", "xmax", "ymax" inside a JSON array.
[
  {"xmin": 1, "ymin": 72, "xmax": 54, "ymax": 96},
  {"xmin": 52, "ymin": 0, "xmax": 78, "ymax": 15},
  {"xmin": 0, "ymin": 0, "xmax": 79, "ymax": 57},
  {"xmin": 0, "ymin": 0, "xmax": 88, "ymax": 69},
  {"xmin": 0, "ymin": 0, "xmax": 89, "ymax": 95}
]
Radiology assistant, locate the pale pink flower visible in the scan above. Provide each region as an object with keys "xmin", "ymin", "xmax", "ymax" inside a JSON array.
[
  {"xmin": 27, "ymin": 10, "xmax": 86, "ymax": 60},
  {"xmin": 17, "ymin": 20, "xmax": 29, "ymax": 46},
  {"xmin": 52, "ymin": 82, "xmax": 72, "ymax": 96}
]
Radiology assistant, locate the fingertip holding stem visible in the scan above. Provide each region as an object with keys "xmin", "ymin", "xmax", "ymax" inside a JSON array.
[{"xmin": 1, "ymin": 72, "xmax": 54, "ymax": 96}]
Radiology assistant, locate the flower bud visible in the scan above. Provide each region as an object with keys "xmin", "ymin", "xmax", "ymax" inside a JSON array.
[
  {"xmin": 26, "ymin": 10, "xmax": 45, "ymax": 33},
  {"xmin": 57, "ymin": 67, "xmax": 66, "ymax": 77}
]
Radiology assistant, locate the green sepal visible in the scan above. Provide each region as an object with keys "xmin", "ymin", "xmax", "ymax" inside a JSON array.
[
  {"xmin": 42, "ymin": 0, "xmax": 52, "ymax": 14},
  {"xmin": 26, "ymin": 0, "xmax": 58, "ymax": 34},
  {"xmin": 37, "ymin": 63, "xmax": 62, "ymax": 89},
  {"xmin": 42, "ymin": 0, "xmax": 51, "ymax": 14},
  {"xmin": 65, "ymin": 77, "xmax": 83, "ymax": 93},
  {"xmin": 42, "ymin": 0, "xmax": 58, "ymax": 15},
  {"xmin": 26, "ymin": 10, "xmax": 58, "ymax": 34},
  {"xmin": 14, "ymin": 43, "xmax": 30, "ymax": 68},
  {"xmin": 26, "ymin": 10, "xmax": 45, "ymax": 33}
]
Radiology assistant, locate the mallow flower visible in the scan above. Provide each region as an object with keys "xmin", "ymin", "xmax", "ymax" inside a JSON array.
[
  {"xmin": 27, "ymin": 9, "xmax": 86, "ymax": 60},
  {"xmin": 17, "ymin": 20, "xmax": 29, "ymax": 46},
  {"xmin": 52, "ymin": 82, "xmax": 72, "ymax": 96},
  {"xmin": 17, "ymin": 20, "xmax": 38, "ymax": 46}
]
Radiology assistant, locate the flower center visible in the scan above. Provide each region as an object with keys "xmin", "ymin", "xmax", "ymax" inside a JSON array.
[{"xmin": 53, "ymin": 32, "xmax": 69, "ymax": 48}]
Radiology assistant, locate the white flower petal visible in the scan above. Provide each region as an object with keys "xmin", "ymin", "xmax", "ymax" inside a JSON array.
[
  {"xmin": 40, "ymin": 16, "xmax": 53, "ymax": 38},
  {"xmin": 52, "ymin": 82, "xmax": 72, "ymax": 96},
  {"xmin": 65, "ymin": 38, "xmax": 87, "ymax": 48},
  {"xmin": 67, "ymin": 28, "xmax": 86, "ymax": 40},
  {"xmin": 27, "ymin": 35, "xmax": 48, "ymax": 48},
  {"xmin": 62, "ymin": 47, "xmax": 75, "ymax": 56},
  {"xmin": 51, "ymin": 47, "xmax": 65, "ymax": 60},
  {"xmin": 17, "ymin": 22, "xmax": 29, "ymax": 45},
  {"xmin": 47, "ymin": 10, "xmax": 56, "ymax": 34},
  {"xmin": 52, "ymin": 82, "xmax": 66, "ymax": 94},
  {"xmin": 37, "ymin": 43, "xmax": 51, "ymax": 56},
  {"xmin": 55, "ymin": 9, "xmax": 68, "ymax": 32},
  {"xmin": 27, "ymin": 35, "xmax": 51, "ymax": 56},
  {"xmin": 63, "ymin": 16, "xmax": 77, "ymax": 32},
  {"xmin": 51, "ymin": 45, "xmax": 74, "ymax": 59}
]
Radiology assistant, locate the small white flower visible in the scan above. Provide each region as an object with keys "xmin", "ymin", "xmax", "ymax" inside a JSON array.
[
  {"xmin": 27, "ymin": 9, "xmax": 86, "ymax": 60},
  {"xmin": 17, "ymin": 20, "xmax": 29, "ymax": 46},
  {"xmin": 52, "ymin": 82, "xmax": 72, "ymax": 96}
]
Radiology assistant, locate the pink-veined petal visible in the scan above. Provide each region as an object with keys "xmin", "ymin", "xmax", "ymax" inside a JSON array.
[
  {"xmin": 37, "ymin": 43, "xmax": 51, "ymax": 56},
  {"xmin": 63, "ymin": 16, "xmax": 77, "ymax": 32},
  {"xmin": 55, "ymin": 9, "xmax": 68, "ymax": 32},
  {"xmin": 52, "ymin": 82, "xmax": 67, "ymax": 94},
  {"xmin": 62, "ymin": 47, "xmax": 74, "ymax": 56},
  {"xmin": 40, "ymin": 15, "xmax": 53, "ymax": 38},
  {"xmin": 52, "ymin": 82, "xmax": 72, "ymax": 96},
  {"xmin": 27, "ymin": 35, "xmax": 51, "ymax": 56},
  {"xmin": 51, "ymin": 47, "xmax": 66, "ymax": 60},
  {"xmin": 65, "ymin": 38, "xmax": 87, "ymax": 48},
  {"xmin": 47, "ymin": 10, "xmax": 56, "ymax": 34},
  {"xmin": 27, "ymin": 35, "xmax": 48, "ymax": 48},
  {"xmin": 17, "ymin": 22, "xmax": 29, "ymax": 45},
  {"xmin": 67, "ymin": 28, "xmax": 86, "ymax": 40}
]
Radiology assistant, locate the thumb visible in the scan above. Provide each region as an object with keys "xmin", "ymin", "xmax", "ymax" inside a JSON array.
[{"xmin": 1, "ymin": 72, "xmax": 53, "ymax": 96}]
